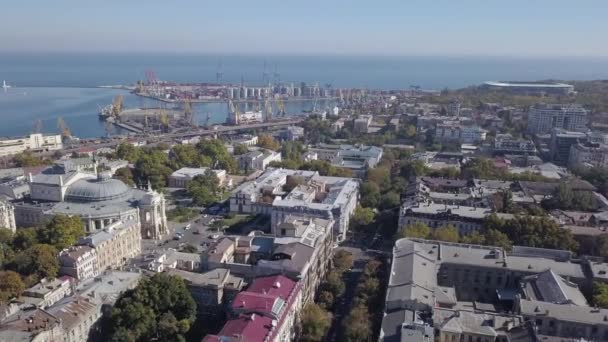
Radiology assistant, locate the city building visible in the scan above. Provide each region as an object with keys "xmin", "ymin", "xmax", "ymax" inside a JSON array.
[
  {"xmin": 0, "ymin": 133, "xmax": 63, "ymax": 157},
  {"xmin": 230, "ymin": 168, "xmax": 358, "ymax": 242},
  {"xmin": 237, "ymin": 150, "xmax": 282, "ymax": 172},
  {"xmin": 527, "ymin": 104, "xmax": 587, "ymax": 135},
  {"xmin": 227, "ymin": 275, "xmax": 303, "ymax": 342},
  {"xmin": 59, "ymin": 245, "xmax": 99, "ymax": 281},
  {"xmin": 482, "ymin": 81, "xmax": 575, "ymax": 95},
  {"xmin": 549, "ymin": 129, "xmax": 587, "ymax": 165},
  {"xmin": 15, "ymin": 169, "xmax": 167, "ymax": 239},
  {"xmin": 435, "ymin": 124, "xmax": 487, "ymax": 144},
  {"xmin": 569, "ymin": 141, "xmax": 608, "ymax": 169},
  {"xmin": 168, "ymin": 167, "xmax": 228, "ymax": 188},
  {"xmin": 279, "ymin": 126, "xmax": 304, "ymax": 141},
  {"xmin": 0, "ymin": 308, "xmax": 63, "ymax": 342},
  {"xmin": 0, "ymin": 199, "xmax": 16, "ymax": 232},
  {"xmin": 493, "ymin": 134, "xmax": 537, "ymax": 155},
  {"xmin": 354, "ymin": 115, "xmax": 373, "ymax": 133},
  {"xmin": 447, "ymin": 99, "xmax": 461, "ymax": 116},
  {"xmin": 23, "ymin": 277, "xmax": 72, "ymax": 308},
  {"xmin": 48, "ymin": 297, "xmax": 100, "ymax": 342},
  {"xmin": 307, "ymin": 144, "xmax": 383, "ymax": 177},
  {"xmin": 79, "ymin": 219, "xmax": 141, "ymax": 272},
  {"xmin": 380, "ymin": 238, "xmax": 608, "ymax": 341},
  {"xmin": 203, "ymin": 216, "xmax": 334, "ymax": 304},
  {"xmin": 231, "ymin": 134, "xmax": 259, "ymax": 147},
  {"xmin": 166, "ymin": 268, "xmax": 245, "ymax": 317}
]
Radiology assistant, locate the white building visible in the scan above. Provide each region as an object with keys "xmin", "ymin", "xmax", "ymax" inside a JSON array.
[
  {"xmin": 354, "ymin": 115, "xmax": 373, "ymax": 133},
  {"xmin": 168, "ymin": 167, "xmax": 228, "ymax": 188},
  {"xmin": 16, "ymin": 169, "xmax": 167, "ymax": 239},
  {"xmin": 59, "ymin": 246, "xmax": 99, "ymax": 281},
  {"xmin": 569, "ymin": 142, "xmax": 608, "ymax": 169},
  {"xmin": 435, "ymin": 124, "xmax": 486, "ymax": 144},
  {"xmin": 527, "ymin": 104, "xmax": 588, "ymax": 135},
  {"xmin": 229, "ymin": 168, "xmax": 359, "ymax": 241},
  {"xmin": 0, "ymin": 133, "xmax": 63, "ymax": 157},
  {"xmin": 237, "ymin": 150, "xmax": 282, "ymax": 171}
]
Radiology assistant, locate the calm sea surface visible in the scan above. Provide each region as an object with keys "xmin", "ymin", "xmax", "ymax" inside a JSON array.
[{"xmin": 1, "ymin": 53, "xmax": 607, "ymax": 138}]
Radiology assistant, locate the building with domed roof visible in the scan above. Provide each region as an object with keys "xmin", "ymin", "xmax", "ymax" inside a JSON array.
[{"xmin": 14, "ymin": 165, "xmax": 167, "ymax": 239}]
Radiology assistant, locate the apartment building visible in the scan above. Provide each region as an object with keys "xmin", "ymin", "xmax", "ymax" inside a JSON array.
[
  {"xmin": 59, "ymin": 245, "xmax": 99, "ymax": 281},
  {"xmin": 79, "ymin": 219, "xmax": 141, "ymax": 272},
  {"xmin": 569, "ymin": 141, "xmax": 608, "ymax": 169},
  {"xmin": 527, "ymin": 104, "xmax": 587, "ymax": 135}
]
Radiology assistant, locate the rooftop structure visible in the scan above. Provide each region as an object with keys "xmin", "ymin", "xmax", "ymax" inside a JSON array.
[
  {"xmin": 230, "ymin": 168, "xmax": 358, "ymax": 242},
  {"xmin": 168, "ymin": 167, "xmax": 228, "ymax": 188},
  {"xmin": 307, "ymin": 144, "xmax": 383, "ymax": 176},
  {"xmin": 15, "ymin": 169, "xmax": 167, "ymax": 239}
]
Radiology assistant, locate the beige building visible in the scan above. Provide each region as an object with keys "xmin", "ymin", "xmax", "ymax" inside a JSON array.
[
  {"xmin": 23, "ymin": 277, "xmax": 72, "ymax": 309},
  {"xmin": 49, "ymin": 297, "xmax": 100, "ymax": 342},
  {"xmin": 0, "ymin": 199, "xmax": 16, "ymax": 233},
  {"xmin": 59, "ymin": 246, "xmax": 99, "ymax": 281},
  {"xmin": 79, "ymin": 219, "xmax": 141, "ymax": 272}
]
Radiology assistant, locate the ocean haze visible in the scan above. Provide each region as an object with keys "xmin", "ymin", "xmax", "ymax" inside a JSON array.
[{"xmin": 2, "ymin": 53, "xmax": 608, "ymax": 90}]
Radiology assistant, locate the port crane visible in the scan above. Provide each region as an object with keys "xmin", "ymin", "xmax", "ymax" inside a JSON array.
[
  {"xmin": 57, "ymin": 117, "xmax": 71, "ymax": 138},
  {"xmin": 275, "ymin": 97, "xmax": 286, "ymax": 117},
  {"xmin": 264, "ymin": 98, "xmax": 273, "ymax": 122}
]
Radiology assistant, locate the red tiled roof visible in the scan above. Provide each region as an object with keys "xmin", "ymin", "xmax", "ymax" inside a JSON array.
[
  {"xmin": 217, "ymin": 313, "xmax": 273, "ymax": 342},
  {"xmin": 231, "ymin": 292, "xmax": 279, "ymax": 315},
  {"xmin": 246, "ymin": 275, "xmax": 296, "ymax": 301}
]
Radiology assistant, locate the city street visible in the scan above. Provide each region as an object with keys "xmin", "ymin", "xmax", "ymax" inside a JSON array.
[{"xmin": 142, "ymin": 213, "xmax": 225, "ymax": 254}]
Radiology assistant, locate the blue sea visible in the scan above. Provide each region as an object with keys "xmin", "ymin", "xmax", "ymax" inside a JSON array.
[{"xmin": 1, "ymin": 53, "xmax": 608, "ymax": 138}]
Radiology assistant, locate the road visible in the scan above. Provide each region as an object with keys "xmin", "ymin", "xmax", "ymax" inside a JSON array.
[{"xmin": 141, "ymin": 212, "xmax": 225, "ymax": 255}]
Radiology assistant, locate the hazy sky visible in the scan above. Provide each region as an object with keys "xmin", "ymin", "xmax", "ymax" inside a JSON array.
[{"xmin": 3, "ymin": 0, "xmax": 608, "ymax": 57}]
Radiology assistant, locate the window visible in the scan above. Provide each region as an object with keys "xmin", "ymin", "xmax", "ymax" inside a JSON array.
[
  {"xmin": 536, "ymin": 319, "xmax": 543, "ymax": 326},
  {"xmin": 281, "ymin": 228, "xmax": 286, "ymax": 236}
]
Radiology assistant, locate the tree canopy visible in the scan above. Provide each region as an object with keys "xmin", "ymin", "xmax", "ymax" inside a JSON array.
[
  {"xmin": 300, "ymin": 303, "xmax": 332, "ymax": 342},
  {"xmin": 257, "ymin": 134, "xmax": 281, "ymax": 151},
  {"xmin": 187, "ymin": 170, "xmax": 221, "ymax": 207},
  {"xmin": 37, "ymin": 214, "xmax": 85, "ymax": 250},
  {"xmin": 109, "ymin": 273, "xmax": 196, "ymax": 342}
]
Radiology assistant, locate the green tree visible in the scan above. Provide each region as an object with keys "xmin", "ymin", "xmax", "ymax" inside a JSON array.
[
  {"xmin": 342, "ymin": 305, "xmax": 371, "ymax": 342},
  {"xmin": 116, "ymin": 143, "xmax": 141, "ymax": 163},
  {"xmin": 187, "ymin": 170, "xmax": 220, "ymax": 207},
  {"xmin": 9, "ymin": 244, "xmax": 59, "ymax": 284},
  {"xmin": 0, "ymin": 270, "xmax": 26, "ymax": 303},
  {"xmin": 38, "ymin": 214, "xmax": 85, "ymax": 250},
  {"xmin": 431, "ymin": 225, "xmax": 460, "ymax": 242},
  {"xmin": 367, "ymin": 166, "xmax": 391, "ymax": 190},
  {"xmin": 398, "ymin": 222, "xmax": 431, "ymax": 239},
  {"xmin": 13, "ymin": 228, "xmax": 38, "ymax": 251},
  {"xmin": 13, "ymin": 151, "xmax": 48, "ymax": 167},
  {"xmin": 133, "ymin": 149, "xmax": 174, "ymax": 190},
  {"xmin": 323, "ymin": 271, "xmax": 346, "ymax": 298},
  {"xmin": 171, "ymin": 144, "xmax": 210, "ymax": 168},
  {"xmin": 281, "ymin": 141, "xmax": 305, "ymax": 161},
  {"xmin": 110, "ymin": 273, "xmax": 196, "ymax": 342},
  {"xmin": 257, "ymin": 134, "xmax": 281, "ymax": 151},
  {"xmin": 300, "ymin": 303, "xmax": 331, "ymax": 342},
  {"xmin": 484, "ymin": 229, "xmax": 513, "ymax": 250},
  {"xmin": 196, "ymin": 139, "xmax": 237, "ymax": 173},
  {"xmin": 113, "ymin": 167, "xmax": 135, "ymax": 186},
  {"xmin": 333, "ymin": 250, "xmax": 354, "ymax": 272},
  {"xmin": 317, "ymin": 290, "xmax": 335, "ymax": 310},
  {"xmin": 350, "ymin": 206, "xmax": 375, "ymax": 232},
  {"xmin": 593, "ymin": 282, "xmax": 608, "ymax": 309},
  {"xmin": 233, "ymin": 144, "xmax": 249, "ymax": 156},
  {"xmin": 379, "ymin": 191, "xmax": 401, "ymax": 210},
  {"xmin": 360, "ymin": 181, "xmax": 380, "ymax": 208}
]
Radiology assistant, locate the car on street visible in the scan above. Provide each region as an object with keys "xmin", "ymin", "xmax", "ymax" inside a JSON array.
[{"xmin": 210, "ymin": 234, "xmax": 220, "ymax": 239}]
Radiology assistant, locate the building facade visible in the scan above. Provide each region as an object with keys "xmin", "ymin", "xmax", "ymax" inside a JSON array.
[
  {"xmin": 59, "ymin": 246, "xmax": 99, "ymax": 281},
  {"xmin": 79, "ymin": 219, "xmax": 141, "ymax": 272},
  {"xmin": 0, "ymin": 133, "xmax": 63, "ymax": 157},
  {"xmin": 527, "ymin": 104, "xmax": 587, "ymax": 135},
  {"xmin": 569, "ymin": 142, "xmax": 608, "ymax": 169}
]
